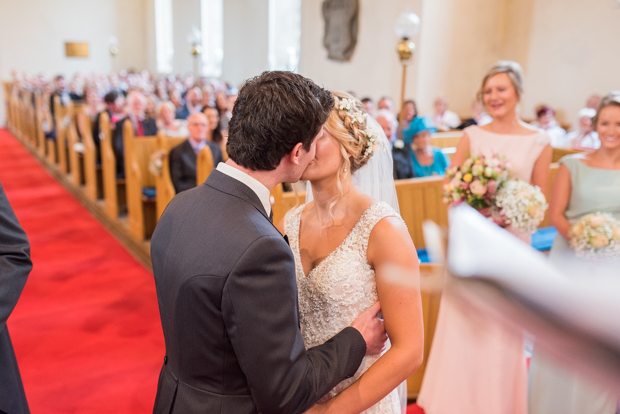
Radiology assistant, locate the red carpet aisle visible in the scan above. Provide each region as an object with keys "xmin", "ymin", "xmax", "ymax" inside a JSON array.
[{"xmin": 0, "ymin": 129, "xmax": 164, "ymax": 413}]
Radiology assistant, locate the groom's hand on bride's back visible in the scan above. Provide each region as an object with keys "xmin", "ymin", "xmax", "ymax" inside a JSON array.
[{"xmin": 350, "ymin": 302, "xmax": 387, "ymax": 355}]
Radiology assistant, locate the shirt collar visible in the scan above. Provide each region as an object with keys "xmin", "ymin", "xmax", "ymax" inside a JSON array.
[
  {"xmin": 188, "ymin": 138, "xmax": 206, "ymax": 154},
  {"xmin": 216, "ymin": 163, "xmax": 271, "ymax": 215}
]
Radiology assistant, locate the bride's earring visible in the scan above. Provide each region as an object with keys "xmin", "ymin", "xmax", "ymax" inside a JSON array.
[{"xmin": 343, "ymin": 167, "xmax": 348, "ymax": 173}]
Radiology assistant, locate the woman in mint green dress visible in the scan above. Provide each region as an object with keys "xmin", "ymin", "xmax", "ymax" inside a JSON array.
[{"xmin": 529, "ymin": 94, "xmax": 620, "ymax": 414}]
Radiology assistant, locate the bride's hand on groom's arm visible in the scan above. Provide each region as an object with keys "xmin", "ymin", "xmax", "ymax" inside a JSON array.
[{"xmin": 350, "ymin": 301, "xmax": 387, "ymax": 356}]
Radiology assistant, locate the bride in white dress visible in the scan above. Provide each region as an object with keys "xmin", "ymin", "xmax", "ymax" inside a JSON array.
[{"xmin": 280, "ymin": 92, "xmax": 424, "ymax": 414}]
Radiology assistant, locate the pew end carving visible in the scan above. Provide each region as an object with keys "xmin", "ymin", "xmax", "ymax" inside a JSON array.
[{"xmin": 123, "ymin": 120, "xmax": 158, "ymax": 240}]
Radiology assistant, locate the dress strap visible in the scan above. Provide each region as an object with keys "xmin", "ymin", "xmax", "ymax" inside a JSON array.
[
  {"xmin": 359, "ymin": 202, "xmax": 403, "ymax": 253},
  {"xmin": 283, "ymin": 204, "xmax": 305, "ymax": 246}
]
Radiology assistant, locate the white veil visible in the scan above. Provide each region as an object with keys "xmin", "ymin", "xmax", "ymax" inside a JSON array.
[{"xmin": 305, "ymin": 115, "xmax": 400, "ymax": 213}]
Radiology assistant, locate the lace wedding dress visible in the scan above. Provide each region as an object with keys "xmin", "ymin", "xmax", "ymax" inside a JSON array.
[{"xmin": 284, "ymin": 201, "xmax": 402, "ymax": 414}]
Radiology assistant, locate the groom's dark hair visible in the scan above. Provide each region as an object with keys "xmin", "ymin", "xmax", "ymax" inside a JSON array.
[{"xmin": 226, "ymin": 71, "xmax": 334, "ymax": 171}]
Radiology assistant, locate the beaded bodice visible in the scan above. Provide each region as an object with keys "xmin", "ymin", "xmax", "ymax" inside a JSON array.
[{"xmin": 284, "ymin": 202, "xmax": 402, "ymax": 413}]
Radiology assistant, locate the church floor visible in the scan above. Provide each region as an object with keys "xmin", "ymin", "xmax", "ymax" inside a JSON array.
[{"xmin": 0, "ymin": 129, "xmax": 164, "ymax": 413}]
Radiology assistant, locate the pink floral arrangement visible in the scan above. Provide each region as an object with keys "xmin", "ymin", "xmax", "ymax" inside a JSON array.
[{"xmin": 443, "ymin": 154, "xmax": 509, "ymax": 210}]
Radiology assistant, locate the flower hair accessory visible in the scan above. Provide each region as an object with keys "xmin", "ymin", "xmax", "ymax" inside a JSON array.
[
  {"xmin": 338, "ymin": 98, "xmax": 356, "ymax": 112},
  {"xmin": 338, "ymin": 98, "xmax": 367, "ymax": 125},
  {"xmin": 362, "ymin": 127, "xmax": 383, "ymax": 159}
]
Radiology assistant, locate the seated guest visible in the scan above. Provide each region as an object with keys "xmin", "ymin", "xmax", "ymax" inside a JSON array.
[
  {"xmin": 377, "ymin": 96, "xmax": 395, "ymax": 113},
  {"xmin": 113, "ymin": 91, "xmax": 158, "ymax": 178},
  {"xmin": 531, "ymin": 105, "xmax": 566, "ymax": 147},
  {"xmin": 145, "ymin": 95, "xmax": 157, "ymax": 119},
  {"xmin": 49, "ymin": 75, "xmax": 70, "ymax": 120},
  {"xmin": 92, "ymin": 91, "xmax": 121, "ymax": 163},
  {"xmin": 586, "ymin": 94, "xmax": 602, "ymax": 110},
  {"xmin": 399, "ymin": 99, "xmax": 418, "ymax": 132},
  {"xmin": 169, "ymin": 113, "xmax": 223, "ymax": 193},
  {"xmin": 203, "ymin": 106, "xmax": 224, "ymax": 147},
  {"xmin": 556, "ymin": 108, "xmax": 599, "ymax": 150},
  {"xmin": 68, "ymin": 81, "xmax": 83, "ymax": 102},
  {"xmin": 361, "ymin": 97, "xmax": 375, "ymax": 117},
  {"xmin": 169, "ymin": 89, "xmax": 183, "ymax": 110},
  {"xmin": 431, "ymin": 96, "xmax": 461, "ymax": 131},
  {"xmin": 215, "ymin": 92, "xmax": 230, "ymax": 131},
  {"xmin": 175, "ymin": 86, "xmax": 203, "ymax": 120},
  {"xmin": 157, "ymin": 102, "xmax": 188, "ymax": 138},
  {"xmin": 201, "ymin": 85, "xmax": 213, "ymax": 108},
  {"xmin": 457, "ymin": 99, "xmax": 492, "ymax": 129},
  {"xmin": 407, "ymin": 116, "xmax": 450, "ymax": 177},
  {"xmin": 381, "ymin": 109, "xmax": 414, "ymax": 180}
]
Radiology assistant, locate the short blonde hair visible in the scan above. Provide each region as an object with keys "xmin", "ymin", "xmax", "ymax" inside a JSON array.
[
  {"xmin": 478, "ymin": 60, "xmax": 524, "ymax": 101},
  {"xmin": 593, "ymin": 93, "xmax": 620, "ymax": 128}
]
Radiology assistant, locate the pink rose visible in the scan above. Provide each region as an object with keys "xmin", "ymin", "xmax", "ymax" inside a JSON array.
[
  {"xmin": 460, "ymin": 181, "xmax": 470, "ymax": 189},
  {"xmin": 590, "ymin": 234, "xmax": 610, "ymax": 249},
  {"xmin": 487, "ymin": 180, "xmax": 498, "ymax": 194},
  {"xmin": 589, "ymin": 215, "xmax": 607, "ymax": 228},
  {"xmin": 470, "ymin": 179, "xmax": 487, "ymax": 196},
  {"xmin": 613, "ymin": 226, "xmax": 620, "ymax": 241}
]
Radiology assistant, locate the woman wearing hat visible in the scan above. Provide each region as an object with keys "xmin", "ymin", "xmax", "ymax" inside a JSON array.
[{"xmin": 393, "ymin": 116, "xmax": 450, "ymax": 179}]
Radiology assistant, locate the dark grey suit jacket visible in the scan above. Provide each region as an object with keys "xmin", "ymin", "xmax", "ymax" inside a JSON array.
[
  {"xmin": 169, "ymin": 140, "xmax": 223, "ymax": 194},
  {"xmin": 0, "ymin": 184, "xmax": 31, "ymax": 414},
  {"xmin": 151, "ymin": 171, "xmax": 366, "ymax": 414}
]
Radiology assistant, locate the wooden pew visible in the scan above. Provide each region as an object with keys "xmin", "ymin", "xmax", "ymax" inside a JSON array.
[
  {"xmin": 122, "ymin": 120, "xmax": 159, "ymax": 239},
  {"xmin": 78, "ymin": 108, "xmax": 100, "ymax": 201},
  {"xmin": 34, "ymin": 93, "xmax": 48, "ymax": 157},
  {"xmin": 67, "ymin": 103, "xmax": 85, "ymax": 185},
  {"xmin": 154, "ymin": 135, "xmax": 186, "ymax": 219},
  {"xmin": 396, "ymin": 176, "xmax": 448, "ymax": 249},
  {"xmin": 99, "ymin": 112, "xmax": 125, "ymax": 218},
  {"xmin": 552, "ymin": 147, "xmax": 582, "ymax": 163},
  {"xmin": 53, "ymin": 96, "xmax": 69, "ymax": 173},
  {"xmin": 41, "ymin": 93, "xmax": 57, "ymax": 164},
  {"xmin": 21, "ymin": 90, "xmax": 36, "ymax": 148},
  {"xmin": 431, "ymin": 131, "xmax": 462, "ymax": 149},
  {"xmin": 407, "ymin": 263, "xmax": 445, "ymax": 399},
  {"xmin": 2, "ymin": 82, "xmax": 12, "ymax": 131}
]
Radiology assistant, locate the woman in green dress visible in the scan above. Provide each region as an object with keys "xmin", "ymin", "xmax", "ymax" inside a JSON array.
[{"xmin": 529, "ymin": 93, "xmax": 620, "ymax": 414}]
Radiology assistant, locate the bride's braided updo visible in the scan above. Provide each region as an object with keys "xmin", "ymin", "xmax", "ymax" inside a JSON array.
[{"xmin": 325, "ymin": 92, "xmax": 380, "ymax": 174}]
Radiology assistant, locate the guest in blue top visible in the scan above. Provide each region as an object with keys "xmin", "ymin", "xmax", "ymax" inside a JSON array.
[{"xmin": 404, "ymin": 116, "xmax": 450, "ymax": 177}]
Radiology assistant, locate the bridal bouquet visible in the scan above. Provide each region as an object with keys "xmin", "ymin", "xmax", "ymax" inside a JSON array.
[
  {"xmin": 443, "ymin": 154, "xmax": 508, "ymax": 209},
  {"xmin": 569, "ymin": 213, "xmax": 620, "ymax": 259},
  {"xmin": 494, "ymin": 180, "xmax": 548, "ymax": 233}
]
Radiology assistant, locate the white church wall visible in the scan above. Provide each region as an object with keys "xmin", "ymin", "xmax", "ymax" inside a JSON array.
[
  {"xmin": 520, "ymin": 0, "xmax": 620, "ymax": 125},
  {"xmin": 221, "ymin": 0, "xmax": 270, "ymax": 88},
  {"xmin": 298, "ymin": 0, "xmax": 424, "ymax": 113}
]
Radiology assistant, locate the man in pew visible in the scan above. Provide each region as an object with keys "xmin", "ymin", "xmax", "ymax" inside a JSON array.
[
  {"xmin": 175, "ymin": 87, "xmax": 203, "ymax": 120},
  {"xmin": 92, "ymin": 91, "xmax": 121, "ymax": 164},
  {"xmin": 113, "ymin": 90, "xmax": 158, "ymax": 178},
  {"xmin": 169, "ymin": 112, "xmax": 223, "ymax": 193}
]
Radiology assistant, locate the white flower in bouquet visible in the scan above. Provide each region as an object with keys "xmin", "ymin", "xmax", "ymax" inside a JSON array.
[
  {"xmin": 494, "ymin": 179, "xmax": 548, "ymax": 233},
  {"xmin": 569, "ymin": 213, "xmax": 620, "ymax": 260}
]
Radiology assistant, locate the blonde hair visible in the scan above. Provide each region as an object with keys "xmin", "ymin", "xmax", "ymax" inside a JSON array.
[
  {"xmin": 325, "ymin": 91, "xmax": 374, "ymax": 173},
  {"xmin": 593, "ymin": 93, "xmax": 620, "ymax": 129},
  {"xmin": 478, "ymin": 60, "xmax": 524, "ymax": 101},
  {"xmin": 321, "ymin": 91, "xmax": 374, "ymax": 223}
]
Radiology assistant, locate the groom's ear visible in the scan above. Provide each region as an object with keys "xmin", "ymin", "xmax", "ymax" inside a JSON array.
[{"xmin": 287, "ymin": 142, "xmax": 304, "ymax": 166}]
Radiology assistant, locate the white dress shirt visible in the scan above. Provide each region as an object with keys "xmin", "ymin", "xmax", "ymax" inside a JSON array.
[{"xmin": 216, "ymin": 163, "xmax": 271, "ymax": 216}]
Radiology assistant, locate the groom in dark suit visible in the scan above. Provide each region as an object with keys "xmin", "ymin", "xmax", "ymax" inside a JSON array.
[
  {"xmin": 151, "ymin": 71, "xmax": 387, "ymax": 414},
  {"xmin": 0, "ymin": 184, "xmax": 32, "ymax": 414}
]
